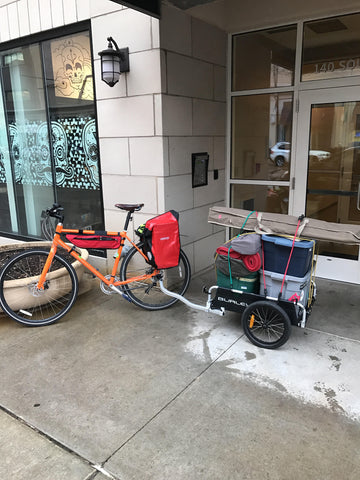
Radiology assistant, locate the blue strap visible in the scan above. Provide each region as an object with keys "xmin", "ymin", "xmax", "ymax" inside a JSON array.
[{"xmin": 227, "ymin": 247, "xmax": 233, "ymax": 288}]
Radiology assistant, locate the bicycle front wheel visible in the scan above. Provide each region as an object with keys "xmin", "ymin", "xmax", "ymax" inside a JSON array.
[
  {"xmin": 120, "ymin": 246, "xmax": 191, "ymax": 310},
  {"xmin": 0, "ymin": 249, "xmax": 78, "ymax": 326}
]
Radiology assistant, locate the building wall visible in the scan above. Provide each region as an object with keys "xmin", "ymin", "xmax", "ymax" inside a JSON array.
[
  {"xmin": 159, "ymin": 4, "xmax": 227, "ymax": 272},
  {"xmin": 0, "ymin": 0, "xmax": 227, "ymax": 272},
  {"xmin": 90, "ymin": 4, "xmax": 166, "ymax": 265},
  {"xmin": 0, "ymin": 0, "xmax": 92, "ymax": 38},
  {"xmin": 0, "ymin": 0, "xmax": 161, "ymax": 250}
]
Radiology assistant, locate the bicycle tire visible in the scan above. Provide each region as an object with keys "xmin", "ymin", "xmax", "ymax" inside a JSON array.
[
  {"xmin": 120, "ymin": 245, "xmax": 191, "ymax": 310},
  {"xmin": 0, "ymin": 249, "xmax": 78, "ymax": 326},
  {"xmin": 242, "ymin": 300, "xmax": 291, "ymax": 349}
]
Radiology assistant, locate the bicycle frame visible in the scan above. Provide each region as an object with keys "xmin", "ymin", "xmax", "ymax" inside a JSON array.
[{"xmin": 36, "ymin": 222, "xmax": 160, "ymax": 292}]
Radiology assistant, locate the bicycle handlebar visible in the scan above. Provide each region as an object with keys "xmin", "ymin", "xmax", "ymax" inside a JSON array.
[{"xmin": 46, "ymin": 203, "xmax": 64, "ymax": 222}]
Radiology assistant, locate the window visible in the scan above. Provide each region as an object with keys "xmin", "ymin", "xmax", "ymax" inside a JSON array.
[
  {"xmin": 231, "ymin": 184, "xmax": 289, "ymax": 215},
  {"xmin": 232, "ymin": 25, "xmax": 297, "ymax": 91},
  {"xmin": 230, "ymin": 25, "xmax": 296, "ymax": 215},
  {"xmin": 302, "ymin": 13, "xmax": 360, "ymax": 82},
  {"xmin": 231, "ymin": 93, "xmax": 293, "ymax": 182},
  {"xmin": 0, "ymin": 28, "xmax": 103, "ymax": 238}
]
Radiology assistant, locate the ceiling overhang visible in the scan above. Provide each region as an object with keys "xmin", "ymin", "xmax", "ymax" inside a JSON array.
[
  {"xmin": 109, "ymin": 0, "xmax": 218, "ymax": 18},
  {"xmin": 109, "ymin": 1, "xmax": 161, "ymax": 18}
]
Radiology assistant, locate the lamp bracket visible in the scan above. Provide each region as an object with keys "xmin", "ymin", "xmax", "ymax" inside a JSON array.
[{"xmin": 107, "ymin": 37, "xmax": 130, "ymax": 73}]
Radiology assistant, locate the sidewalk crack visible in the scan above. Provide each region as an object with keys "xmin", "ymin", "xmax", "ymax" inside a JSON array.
[
  {"xmin": 102, "ymin": 333, "xmax": 244, "ymax": 465},
  {"xmin": 0, "ymin": 404, "xmax": 121, "ymax": 480}
]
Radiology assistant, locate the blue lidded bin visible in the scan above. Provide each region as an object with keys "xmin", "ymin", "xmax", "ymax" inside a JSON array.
[{"xmin": 262, "ymin": 235, "xmax": 314, "ymax": 278}]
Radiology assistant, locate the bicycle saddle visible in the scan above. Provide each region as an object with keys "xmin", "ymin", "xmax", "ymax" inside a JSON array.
[{"xmin": 115, "ymin": 203, "xmax": 144, "ymax": 211}]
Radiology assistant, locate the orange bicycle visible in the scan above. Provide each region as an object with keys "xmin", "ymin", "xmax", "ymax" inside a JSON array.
[{"xmin": 0, "ymin": 203, "xmax": 191, "ymax": 326}]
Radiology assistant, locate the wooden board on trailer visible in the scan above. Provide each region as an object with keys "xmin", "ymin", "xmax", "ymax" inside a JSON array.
[{"xmin": 208, "ymin": 206, "xmax": 360, "ymax": 245}]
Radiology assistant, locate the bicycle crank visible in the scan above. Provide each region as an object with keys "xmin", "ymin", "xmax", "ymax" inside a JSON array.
[
  {"xmin": 100, "ymin": 275, "xmax": 132, "ymax": 302},
  {"xmin": 100, "ymin": 275, "xmax": 120, "ymax": 295}
]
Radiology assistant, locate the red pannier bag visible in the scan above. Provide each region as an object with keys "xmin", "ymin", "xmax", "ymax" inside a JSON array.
[
  {"xmin": 142, "ymin": 211, "xmax": 180, "ymax": 269},
  {"xmin": 65, "ymin": 234, "xmax": 121, "ymax": 249}
]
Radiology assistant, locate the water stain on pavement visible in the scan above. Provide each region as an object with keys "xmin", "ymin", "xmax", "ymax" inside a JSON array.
[
  {"xmin": 314, "ymin": 382, "xmax": 345, "ymax": 414},
  {"xmin": 244, "ymin": 351, "xmax": 256, "ymax": 361},
  {"xmin": 329, "ymin": 355, "xmax": 341, "ymax": 371}
]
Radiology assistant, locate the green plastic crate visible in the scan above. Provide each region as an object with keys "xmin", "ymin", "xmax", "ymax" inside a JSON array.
[{"xmin": 216, "ymin": 270, "xmax": 259, "ymax": 293}]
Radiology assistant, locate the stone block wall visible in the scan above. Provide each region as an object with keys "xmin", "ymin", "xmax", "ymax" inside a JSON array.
[{"xmin": 159, "ymin": 4, "xmax": 227, "ymax": 272}]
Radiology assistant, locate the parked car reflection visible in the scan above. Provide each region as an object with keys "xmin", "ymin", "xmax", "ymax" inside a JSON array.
[{"xmin": 269, "ymin": 141, "xmax": 330, "ymax": 166}]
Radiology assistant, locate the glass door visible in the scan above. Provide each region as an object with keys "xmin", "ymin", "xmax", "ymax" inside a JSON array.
[{"xmin": 295, "ymin": 87, "xmax": 360, "ymax": 283}]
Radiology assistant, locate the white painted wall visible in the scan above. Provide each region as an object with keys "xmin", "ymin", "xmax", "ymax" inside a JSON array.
[{"xmin": 0, "ymin": 0, "xmax": 93, "ymax": 40}]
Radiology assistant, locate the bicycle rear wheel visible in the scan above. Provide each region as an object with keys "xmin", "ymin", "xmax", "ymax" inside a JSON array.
[
  {"xmin": 120, "ymin": 245, "xmax": 191, "ymax": 310},
  {"xmin": 0, "ymin": 249, "xmax": 78, "ymax": 326}
]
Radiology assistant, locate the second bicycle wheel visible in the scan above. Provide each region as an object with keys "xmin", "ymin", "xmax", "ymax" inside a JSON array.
[
  {"xmin": 120, "ymin": 245, "xmax": 191, "ymax": 310},
  {"xmin": 242, "ymin": 300, "xmax": 291, "ymax": 349},
  {"xmin": 0, "ymin": 249, "xmax": 78, "ymax": 326}
]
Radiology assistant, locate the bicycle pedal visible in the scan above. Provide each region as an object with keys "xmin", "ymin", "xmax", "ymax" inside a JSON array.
[{"xmin": 121, "ymin": 293, "xmax": 132, "ymax": 303}]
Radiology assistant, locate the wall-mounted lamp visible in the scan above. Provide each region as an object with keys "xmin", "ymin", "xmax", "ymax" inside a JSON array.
[{"xmin": 98, "ymin": 37, "xmax": 130, "ymax": 87}]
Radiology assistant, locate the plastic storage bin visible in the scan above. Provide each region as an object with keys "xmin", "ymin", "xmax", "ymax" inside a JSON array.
[
  {"xmin": 259, "ymin": 269, "xmax": 312, "ymax": 304},
  {"xmin": 216, "ymin": 270, "xmax": 259, "ymax": 293},
  {"xmin": 262, "ymin": 235, "xmax": 314, "ymax": 277}
]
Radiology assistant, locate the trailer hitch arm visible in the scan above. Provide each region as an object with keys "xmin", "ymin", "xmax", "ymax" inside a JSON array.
[{"xmin": 159, "ymin": 280, "xmax": 224, "ymax": 316}]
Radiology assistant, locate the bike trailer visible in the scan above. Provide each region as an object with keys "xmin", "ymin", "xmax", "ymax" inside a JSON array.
[{"xmin": 141, "ymin": 210, "xmax": 180, "ymax": 269}]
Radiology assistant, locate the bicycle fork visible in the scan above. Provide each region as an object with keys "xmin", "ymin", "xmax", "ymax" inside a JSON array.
[{"xmin": 36, "ymin": 247, "xmax": 57, "ymax": 291}]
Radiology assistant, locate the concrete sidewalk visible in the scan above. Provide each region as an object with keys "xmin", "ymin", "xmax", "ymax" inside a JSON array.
[{"xmin": 0, "ymin": 270, "xmax": 360, "ymax": 479}]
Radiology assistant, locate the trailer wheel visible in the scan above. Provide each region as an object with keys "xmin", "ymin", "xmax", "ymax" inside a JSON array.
[{"xmin": 242, "ymin": 301, "xmax": 291, "ymax": 349}]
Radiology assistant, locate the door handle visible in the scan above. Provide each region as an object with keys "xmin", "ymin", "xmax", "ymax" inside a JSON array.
[{"xmin": 358, "ymin": 182, "xmax": 360, "ymax": 211}]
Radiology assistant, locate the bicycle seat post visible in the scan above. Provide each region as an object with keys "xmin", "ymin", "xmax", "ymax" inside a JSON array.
[
  {"xmin": 114, "ymin": 203, "xmax": 144, "ymax": 231},
  {"xmin": 123, "ymin": 210, "xmax": 133, "ymax": 231}
]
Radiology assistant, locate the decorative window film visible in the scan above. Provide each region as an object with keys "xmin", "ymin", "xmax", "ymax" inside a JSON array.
[
  {"xmin": 0, "ymin": 148, "xmax": 5, "ymax": 183},
  {"xmin": 8, "ymin": 121, "xmax": 52, "ymax": 186},
  {"xmin": 5, "ymin": 117, "xmax": 99, "ymax": 190},
  {"xmin": 51, "ymin": 117, "xmax": 99, "ymax": 189},
  {"xmin": 51, "ymin": 34, "xmax": 94, "ymax": 101}
]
